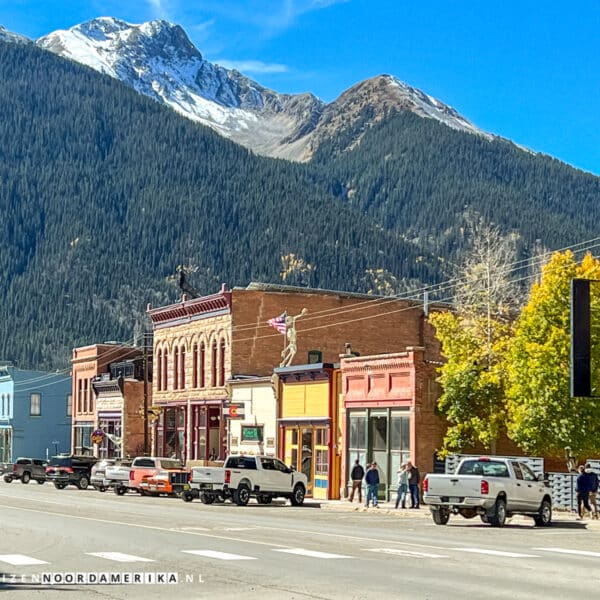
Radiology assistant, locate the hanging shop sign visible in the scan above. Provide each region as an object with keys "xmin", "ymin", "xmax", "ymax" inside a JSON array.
[
  {"xmin": 91, "ymin": 429, "xmax": 105, "ymax": 444},
  {"xmin": 223, "ymin": 403, "xmax": 245, "ymax": 419}
]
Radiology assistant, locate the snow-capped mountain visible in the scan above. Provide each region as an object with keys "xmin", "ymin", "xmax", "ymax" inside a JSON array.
[
  {"xmin": 36, "ymin": 17, "xmax": 490, "ymax": 161},
  {"xmin": 0, "ymin": 25, "xmax": 30, "ymax": 44}
]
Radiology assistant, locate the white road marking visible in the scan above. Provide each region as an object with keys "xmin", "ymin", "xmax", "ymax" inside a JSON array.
[
  {"xmin": 273, "ymin": 548, "xmax": 350, "ymax": 559},
  {"xmin": 182, "ymin": 550, "xmax": 257, "ymax": 560},
  {"xmin": 0, "ymin": 554, "xmax": 48, "ymax": 566},
  {"xmin": 173, "ymin": 526, "xmax": 211, "ymax": 531},
  {"xmin": 452, "ymin": 548, "xmax": 539, "ymax": 558},
  {"xmin": 535, "ymin": 547, "xmax": 600, "ymax": 557},
  {"xmin": 223, "ymin": 527, "xmax": 257, "ymax": 531},
  {"xmin": 87, "ymin": 552, "xmax": 154, "ymax": 563},
  {"xmin": 367, "ymin": 548, "xmax": 448, "ymax": 558}
]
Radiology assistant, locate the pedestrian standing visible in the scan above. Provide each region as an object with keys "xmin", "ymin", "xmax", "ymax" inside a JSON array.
[
  {"xmin": 407, "ymin": 461, "xmax": 420, "ymax": 509},
  {"xmin": 348, "ymin": 459, "xmax": 365, "ymax": 503},
  {"xmin": 394, "ymin": 463, "xmax": 409, "ymax": 509},
  {"xmin": 365, "ymin": 462, "xmax": 380, "ymax": 508},
  {"xmin": 585, "ymin": 463, "xmax": 599, "ymax": 519},
  {"xmin": 576, "ymin": 464, "xmax": 593, "ymax": 519}
]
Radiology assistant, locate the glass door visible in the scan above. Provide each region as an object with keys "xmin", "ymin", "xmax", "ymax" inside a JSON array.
[{"xmin": 370, "ymin": 412, "xmax": 388, "ymax": 498}]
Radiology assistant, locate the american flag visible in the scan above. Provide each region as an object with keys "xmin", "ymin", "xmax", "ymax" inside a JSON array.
[{"xmin": 268, "ymin": 311, "xmax": 287, "ymax": 334}]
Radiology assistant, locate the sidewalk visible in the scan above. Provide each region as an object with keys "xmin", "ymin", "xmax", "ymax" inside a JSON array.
[{"xmin": 310, "ymin": 498, "xmax": 600, "ymax": 527}]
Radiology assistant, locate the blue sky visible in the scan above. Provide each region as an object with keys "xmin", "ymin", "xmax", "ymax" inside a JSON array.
[{"xmin": 2, "ymin": 0, "xmax": 599, "ymax": 175}]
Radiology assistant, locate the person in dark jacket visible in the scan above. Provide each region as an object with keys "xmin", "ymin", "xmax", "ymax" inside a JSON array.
[
  {"xmin": 407, "ymin": 461, "xmax": 420, "ymax": 509},
  {"xmin": 585, "ymin": 464, "xmax": 599, "ymax": 519},
  {"xmin": 365, "ymin": 462, "xmax": 380, "ymax": 508},
  {"xmin": 349, "ymin": 459, "xmax": 365, "ymax": 503},
  {"xmin": 576, "ymin": 464, "xmax": 593, "ymax": 519}
]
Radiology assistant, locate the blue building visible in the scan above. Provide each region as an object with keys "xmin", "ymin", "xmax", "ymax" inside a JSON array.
[{"xmin": 0, "ymin": 365, "xmax": 71, "ymax": 462}]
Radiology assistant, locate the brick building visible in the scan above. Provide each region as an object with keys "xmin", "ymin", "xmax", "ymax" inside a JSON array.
[
  {"xmin": 71, "ymin": 343, "xmax": 143, "ymax": 456},
  {"xmin": 340, "ymin": 348, "xmax": 446, "ymax": 502},
  {"xmin": 147, "ymin": 282, "xmax": 445, "ymax": 464}
]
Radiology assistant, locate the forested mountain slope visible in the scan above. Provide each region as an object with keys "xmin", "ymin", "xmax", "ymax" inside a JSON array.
[{"xmin": 0, "ymin": 41, "xmax": 435, "ymax": 370}]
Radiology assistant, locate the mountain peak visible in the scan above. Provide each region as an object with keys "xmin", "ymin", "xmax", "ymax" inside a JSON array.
[{"xmin": 36, "ymin": 16, "xmax": 490, "ymax": 161}]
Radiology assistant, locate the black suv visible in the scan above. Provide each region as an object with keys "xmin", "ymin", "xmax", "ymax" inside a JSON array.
[
  {"xmin": 45, "ymin": 455, "xmax": 97, "ymax": 490},
  {"xmin": 3, "ymin": 458, "xmax": 47, "ymax": 484}
]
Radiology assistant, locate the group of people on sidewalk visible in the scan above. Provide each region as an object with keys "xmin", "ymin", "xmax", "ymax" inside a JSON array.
[
  {"xmin": 576, "ymin": 463, "xmax": 599, "ymax": 520},
  {"xmin": 348, "ymin": 459, "xmax": 421, "ymax": 509}
]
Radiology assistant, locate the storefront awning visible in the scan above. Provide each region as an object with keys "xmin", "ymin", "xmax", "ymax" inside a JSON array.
[{"xmin": 277, "ymin": 417, "xmax": 331, "ymax": 427}]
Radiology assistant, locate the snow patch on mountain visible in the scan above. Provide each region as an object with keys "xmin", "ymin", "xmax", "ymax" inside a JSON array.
[{"xmin": 36, "ymin": 17, "xmax": 492, "ymax": 161}]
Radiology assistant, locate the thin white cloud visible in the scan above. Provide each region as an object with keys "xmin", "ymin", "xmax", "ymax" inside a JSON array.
[{"xmin": 216, "ymin": 60, "xmax": 289, "ymax": 74}]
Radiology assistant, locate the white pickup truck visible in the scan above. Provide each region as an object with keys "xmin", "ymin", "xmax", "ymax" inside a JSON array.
[
  {"xmin": 194, "ymin": 455, "xmax": 308, "ymax": 506},
  {"xmin": 423, "ymin": 457, "xmax": 552, "ymax": 527}
]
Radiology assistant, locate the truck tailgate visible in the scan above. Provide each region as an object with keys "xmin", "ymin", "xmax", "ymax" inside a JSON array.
[
  {"xmin": 425, "ymin": 475, "xmax": 483, "ymax": 499},
  {"xmin": 190, "ymin": 467, "xmax": 224, "ymax": 485}
]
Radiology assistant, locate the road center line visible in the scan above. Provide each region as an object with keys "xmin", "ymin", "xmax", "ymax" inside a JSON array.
[
  {"xmin": 534, "ymin": 547, "xmax": 600, "ymax": 557},
  {"xmin": 0, "ymin": 503, "xmax": 289, "ymax": 549}
]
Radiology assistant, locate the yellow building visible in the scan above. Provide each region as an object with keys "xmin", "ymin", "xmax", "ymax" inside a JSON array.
[{"xmin": 275, "ymin": 363, "xmax": 341, "ymax": 500}]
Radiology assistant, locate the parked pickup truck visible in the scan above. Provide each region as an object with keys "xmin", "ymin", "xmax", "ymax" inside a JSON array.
[
  {"xmin": 107, "ymin": 457, "xmax": 184, "ymax": 495},
  {"xmin": 182, "ymin": 465, "xmax": 228, "ymax": 504},
  {"xmin": 3, "ymin": 457, "xmax": 47, "ymax": 484},
  {"xmin": 422, "ymin": 457, "xmax": 552, "ymax": 527},
  {"xmin": 222, "ymin": 455, "xmax": 308, "ymax": 506}
]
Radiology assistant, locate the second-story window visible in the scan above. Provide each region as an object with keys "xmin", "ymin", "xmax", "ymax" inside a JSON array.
[
  {"xmin": 67, "ymin": 394, "xmax": 72, "ymax": 417},
  {"xmin": 157, "ymin": 349, "xmax": 163, "ymax": 391},
  {"xmin": 200, "ymin": 342, "xmax": 205, "ymax": 388},
  {"xmin": 211, "ymin": 341, "xmax": 217, "ymax": 387},
  {"xmin": 219, "ymin": 339, "xmax": 226, "ymax": 387},
  {"xmin": 174, "ymin": 347, "xmax": 179, "ymax": 390},
  {"xmin": 163, "ymin": 350, "xmax": 168, "ymax": 390},
  {"xmin": 192, "ymin": 343, "xmax": 198, "ymax": 388},
  {"xmin": 180, "ymin": 346, "xmax": 186, "ymax": 390},
  {"xmin": 77, "ymin": 379, "xmax": 83, "ymax": 414},
  {"xmin": 30, "ymin": 393, "xmax": 41, "ymax": 416}
]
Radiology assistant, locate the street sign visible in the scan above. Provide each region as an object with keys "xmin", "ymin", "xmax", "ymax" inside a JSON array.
[{"xmin": 223, "ymin": 403, "xmax": 245, "ymax": 418}]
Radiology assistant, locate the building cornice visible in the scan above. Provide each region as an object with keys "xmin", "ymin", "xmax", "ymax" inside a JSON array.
[{"xmin": 147, "ymin": 285, "xmax": 232, "ymax": 326}]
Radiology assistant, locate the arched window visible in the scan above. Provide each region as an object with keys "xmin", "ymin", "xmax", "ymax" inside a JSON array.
[
  {"xmin": 192, "ymin": 343, "xmax": 198, "ymax": 388},
  {"xmin": 211, "ymin": 341, "xmax": 217, "ymax": 387},
  {"xmin": 174, "ymin": 347, "xmax": 179, "ymax": 390},
  {"xmin": 180, "ymin": 346, "xmax": 186, "ymax": 390},
  {"xmin": 163, "ymin": 350, "xmax": 169, "ymax": 390},
  {"xmin": 219, "ymin": 339, "xmax": 226, "ymax": 387},
  {"xmin": 200, "ymin": 343, "xmax": 205, "ymax": 388},
  {"xmin": 157, "ymin": 349, "xmax": 163, "ymax": 391}
]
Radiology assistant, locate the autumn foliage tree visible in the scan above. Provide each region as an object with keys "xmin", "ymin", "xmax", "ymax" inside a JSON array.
[
  {"xmin": 505, "ymin": 251, "xmax": 600, "ymax": 457},
  {"xmin": 430, "ymin": 215, "xmax": 520, "ymax": 455}
]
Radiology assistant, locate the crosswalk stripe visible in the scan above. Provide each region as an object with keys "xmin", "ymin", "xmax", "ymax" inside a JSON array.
[
  {"xmin": 86, "ymin": 552, "xmax": 154, "ymax": 563},
  {"xmin": 273, "ymin": 548, "xmax": 350, "ymax": 559},
  {"xmin": 367, "ymin": 548, "xmax": 448, "ymax": 558},
  {"xmin": 452, "ymin": 548, "xmax": 539, "ymax": 558},
  {"xmin": 534, "ymin": 547, "xmax": 600, "ymax": 557},
  {"xmin": 182, "ymin": 550, "xmax": 256, "ymax": 560},
  {"xmin": 0, "ymin": 554, "xmax": 48, "ymax": 566}
]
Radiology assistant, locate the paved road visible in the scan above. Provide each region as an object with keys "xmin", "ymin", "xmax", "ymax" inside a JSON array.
[{"xmin": 0, "ymin": 482, "xmax": 599, "ymax": 599}]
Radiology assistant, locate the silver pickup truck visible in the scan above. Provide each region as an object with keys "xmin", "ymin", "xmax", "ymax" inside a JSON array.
[
  {"xmin": 181, "ymin": 465, "xmax": 228, "ymax": 504},
  {"xmin": 423, "ymin": 457, "xmax": 552, "ymax": 527}
]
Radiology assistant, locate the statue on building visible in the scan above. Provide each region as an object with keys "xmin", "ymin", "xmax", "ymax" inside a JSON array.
[{"xmin": 280, "ymin": 308, "xmax": 308, "ymax": 367}]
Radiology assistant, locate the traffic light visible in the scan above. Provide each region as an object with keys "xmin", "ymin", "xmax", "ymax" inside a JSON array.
[{"xmin": 571, "ymin": 279, "xmax": 591, "ymax": 397}]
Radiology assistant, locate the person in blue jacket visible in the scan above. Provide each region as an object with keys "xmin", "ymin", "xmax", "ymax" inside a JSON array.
[
  {"xmin": 365, "ymin": 462, "xmax": 380, "ymax": 508},
  {"xmin": 576, "ymin": 464, "xmax": 593, "ymax": 519}
]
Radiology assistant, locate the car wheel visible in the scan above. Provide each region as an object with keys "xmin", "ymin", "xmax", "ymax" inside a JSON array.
[
  {"xmin": 290, "ymin": 483, "xmax": 306, "ymax": 506},
  {"xmin": 36, "ymin": 479, "xmax": 45, "ymax": 485},
  {"xmin": 215, "ymin": 492, "xmax": 226, "ymax": 503},
  {"xmin": 480, "ymin": 514, "xmax": 489, "ymax": 524},
  {"xmin": 489, "ymin": 498, "xmax": 507, "ymax": 527},
  {"xmin": 534, "ymin": 499, "xmax": 552, "ymax": 527},
  {"xmin": 78, "ymin": 476, "xmax": 89, "ymax": 490},
  {"xmin": 114, "ymin": 485, "xmax": 127, "ymax": 496},
  {"xmin": 54, "ymin": 482, "xmax": 67, "ymax": 490},
  {"xmin": 200, "ymin": 492, "xmax": 215, "ymax": 504},
  {"xmin": 431, "ymin": 507, "xmax": 451, "ymax": 525},
  {"xmin": 182, "ymin": 491, "xmax": 195, "ymax": 502},
  {"xmin": 3, "ymin": 475, "xmax": 12, "ymax": 483},
  {"xmin": 257, "ymin": 494, "xmax": 273, "ymax": 505},
  {"xmin": 21, "ymin": 472, "xmax": 31, "ymax": 484},
  {"xmin": 233, "ymin": 483, "xmax": 250, "ymax": 506}
]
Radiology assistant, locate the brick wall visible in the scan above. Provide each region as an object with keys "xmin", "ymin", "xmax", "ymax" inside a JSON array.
[
  {"xmin": 231, "ymin": 289, "xmax": 442, "ymax": 376},
  {"xmin": 123, "ymin": 380, "xmax": 146, "ymax": 458}
]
